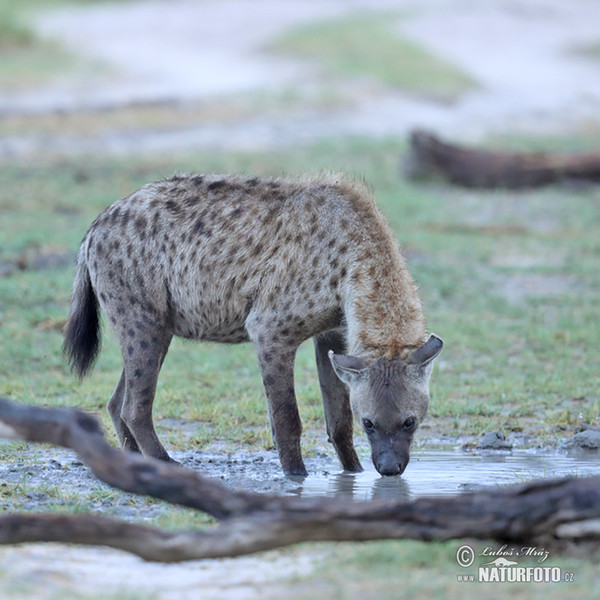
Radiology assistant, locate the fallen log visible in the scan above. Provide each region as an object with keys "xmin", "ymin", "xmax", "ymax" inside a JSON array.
[
  {"xmin": 1, "ymin": 397, "xmax": 599, "ymax": 561},
  {"xmin": 404, "ymin": 129, "xmax": 600, "ymax": 188}
]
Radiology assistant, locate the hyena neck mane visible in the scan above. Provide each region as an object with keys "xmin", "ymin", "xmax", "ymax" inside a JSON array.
[{"xmin": 341, "ymin": 191, "xmax": 427, "ymax": 360}]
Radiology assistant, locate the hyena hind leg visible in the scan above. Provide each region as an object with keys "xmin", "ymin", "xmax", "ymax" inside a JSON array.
[
  {"xmin": 107, "ymin": 369, "xmax": 140, "ymax": 453},
  {"xmin": 116, "ymin": 327, "xmax": 174, "ymax": 462}
]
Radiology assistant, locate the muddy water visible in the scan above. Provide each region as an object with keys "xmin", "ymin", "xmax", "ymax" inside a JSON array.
[
  {"xmin": 299, "ymin": 449, "xmax": 600, "ymax": 501},
  {"xmin": 177, "ymin": 444, "xmax": 600, "ymax": 505},
  {"xmin": 2, "ymin": 444, "xmax": 599, "ymax": 519}
]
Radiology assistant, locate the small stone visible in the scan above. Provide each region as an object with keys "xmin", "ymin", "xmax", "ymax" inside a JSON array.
[
  {"xmin": 559, "ymin": 429, "xmax": 600, "ymax": 452},
  {"xmin": 477, "ymin": 431, "xmax": 513, "ymax": 450}
]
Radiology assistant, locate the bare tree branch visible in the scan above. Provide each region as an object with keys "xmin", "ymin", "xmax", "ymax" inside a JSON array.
[{"xmin": 1, "ymin": 397, "xmax": 599, "ymax": 561}]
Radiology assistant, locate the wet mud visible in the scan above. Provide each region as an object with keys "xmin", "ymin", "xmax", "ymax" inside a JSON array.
[{"xmin": 2, "ymin": 437, "xmax": 599, "ymax": 521}]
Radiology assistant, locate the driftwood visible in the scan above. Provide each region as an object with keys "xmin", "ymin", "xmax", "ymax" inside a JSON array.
[
  {"xmin": 404, "ymin": 129, "xmax": 600, "ymax": 188},
  {"xmin": 1, "ymin": 396, "xmax": 600, "ymax": 562}
]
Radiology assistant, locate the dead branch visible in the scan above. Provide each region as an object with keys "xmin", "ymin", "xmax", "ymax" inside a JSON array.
[
  {"xmin": 1, "ymin": 397, "xmax": 600, "ymax": 561},
  {"xmin": 404, "ymin": 129, "xmax": 600, "ymax": 188}
]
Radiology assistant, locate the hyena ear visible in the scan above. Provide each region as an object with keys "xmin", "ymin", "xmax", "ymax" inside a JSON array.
[
  {"xmin": 407, "ymin": 334, "xmax": 443, "ymax": 380},
  {"xmin": 328, "ymin": 351, "xmax": 369, "ymax": 385},
  {"xmin": 409, "ymin": 334, "xmax": 443, "ymax": 366}
]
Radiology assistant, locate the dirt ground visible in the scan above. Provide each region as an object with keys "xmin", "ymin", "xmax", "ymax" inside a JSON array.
[
  {"xmin": 1, "ymin": 0, "xmax": 600, "ymax": 598},
  {"xmin": 3, "ymin": 543, "xmax": 317, "ymax": 600}
]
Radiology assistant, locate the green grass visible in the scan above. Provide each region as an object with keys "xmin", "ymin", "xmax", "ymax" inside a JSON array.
[
  {"xmin": 1, "ymin": 135, "xmax": 599, "ymax": 448},
  {"xmin": 0, "ymin": 0, "xmax": 38, "ymax": 47},
  {"xmin": 0, "ymin": 4, "xmax": 476, "ymax": 100},
  {"xmin": 572, "ymin": 40, "xmax": 600, "ymax": 62},
  {"xmin": 487, "ymin": 125, "xmax": 600, "ymax": 153},
  {"xmin": 289, "ymin": 540, "xmax": 600, "ymax": 600},
  {"xmin": 0, "ymin": 0, "xmax": 114, "ymax": 89},
  {"xmin": 269, "ymin": 13, "xmax": 477, "ymax": 101}
]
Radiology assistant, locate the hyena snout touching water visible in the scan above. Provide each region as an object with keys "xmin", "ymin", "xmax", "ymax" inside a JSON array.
[{"xmin": 63, "ymin": 174, "xmax": 443, "ymax": 477}]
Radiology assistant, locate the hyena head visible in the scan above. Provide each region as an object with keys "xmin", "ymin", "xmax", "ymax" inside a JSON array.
[{"xmin": 329, "ymin": 334, "xmax": 443, "ymax": 476}]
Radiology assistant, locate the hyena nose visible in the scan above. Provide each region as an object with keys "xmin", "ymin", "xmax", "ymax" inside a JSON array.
[
  {"xmin": 378, "ymin": 463, "xmax": 402, "ymax": 477},
  {"xmin": 375, "ymin": 455, "xmax": 405, "ymax": 477}
]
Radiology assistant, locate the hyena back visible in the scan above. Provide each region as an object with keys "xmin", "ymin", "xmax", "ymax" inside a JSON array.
[{"xmin": 64, "ymin": 174, "xmax": 442, "ymax": 477}]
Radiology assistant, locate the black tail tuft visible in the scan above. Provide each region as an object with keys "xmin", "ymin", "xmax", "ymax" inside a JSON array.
[{"xmin": 63, "ymin": 261, "xmax": 101, "ymax": 379}]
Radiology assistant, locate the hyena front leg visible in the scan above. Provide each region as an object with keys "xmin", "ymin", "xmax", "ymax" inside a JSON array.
[
  {"xmin": 314, "ymin": 330, "xmax": 363, "ymax": 472},
  {"xmin": 247, "ymin": 313, "xmax": 307, "ymax": 477},
  {"xmin": 258, "ymin": 348, "xmax": 306, "ymax": 477}
]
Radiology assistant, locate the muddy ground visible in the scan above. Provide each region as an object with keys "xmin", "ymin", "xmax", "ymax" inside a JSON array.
[{"xmin": 1, "ymin": 0, "xmax": 600, "ymax": 598}]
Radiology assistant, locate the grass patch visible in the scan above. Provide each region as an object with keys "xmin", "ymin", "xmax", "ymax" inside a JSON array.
[
  {"xmin": 486, "ymin": 125, "xmax": 600, "ymax": 154},
  {"xmin": 0, "ymin": 134, "xmax": 599, "ymax": 452},
  {"xmin": 0, "ymin": 87, "xmax": 353, "ymax": 140},
  {"xmin": 0, "ymin": 0, "xmax": 113, "ymax": 90},
  {"xmin": 0, "ymin": 1, "xmax": 34, "ymax": 47},
  {"xmin": 0, "ymin": 40, "xmax": 86, "ymax": 90},
  {"xmin": 0, "ymin": 135, "xmax": 599, "ymax": 447},
  {"xmin": 572, "ymin": 39, "xmax": 600, "ymax": 61},
  {"xmin": 268, "ymin": 13, "xmax": 476, "ymax": 101},
  {"xmin": 295, "ymin": 540, "xmax": 600, "ymax": 600}
]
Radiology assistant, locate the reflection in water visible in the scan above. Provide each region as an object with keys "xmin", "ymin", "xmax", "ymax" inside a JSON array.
[
  {"xmin": 371, "ymin": 474, "xmax": 411, "ymax": 501},
  {"xmin": 312, "ymin": 471, "xmax": 411, "ymax": 501},
  {"xmin": 299, "ymin": 449, "xmax": 600, "ymax": 501},
  {"xmin": 329, "ymin": 472, "xmax": 357, "ymax": 498}
]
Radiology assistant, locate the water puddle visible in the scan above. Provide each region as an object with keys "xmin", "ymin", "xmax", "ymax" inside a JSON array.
[
  {"xmin": 3, "ymin": 444, "xmax": 598, "ymax": 517},
  {"xmin": 299, "ymin": 449, "xmax": 600, "ymax": 502}
]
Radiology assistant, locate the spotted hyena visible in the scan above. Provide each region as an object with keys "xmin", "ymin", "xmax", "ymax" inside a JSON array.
[{"xmin": 64, "ymin": 174, "xmax": 442, "ymax": 477}]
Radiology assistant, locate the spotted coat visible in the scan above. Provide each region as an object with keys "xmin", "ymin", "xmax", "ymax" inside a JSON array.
[{"xmin": 64, "ymin": 174, "xmax": 441, "ymax": 476}]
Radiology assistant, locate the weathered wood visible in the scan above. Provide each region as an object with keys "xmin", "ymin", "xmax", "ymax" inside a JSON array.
[
  {"xmin": 0, "ymin": 397, "xmax": 260, "ymax": 520},
  {"xmin": 1, "ymin": 397, "xmax": 599, "ymax": 561},
  {"xmin": 404, "ymin": 129, "xmax": 600, "ymax": 188}
]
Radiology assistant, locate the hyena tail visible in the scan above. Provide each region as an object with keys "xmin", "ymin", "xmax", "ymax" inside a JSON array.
[{"xmin": 63, "ymin": 252, "xmax": 101, "ymax": 379}]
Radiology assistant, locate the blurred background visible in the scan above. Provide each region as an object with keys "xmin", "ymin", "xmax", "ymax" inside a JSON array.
[{"xmin": 1, "ymin": 0, "xmax": 599, "ymax": 157}]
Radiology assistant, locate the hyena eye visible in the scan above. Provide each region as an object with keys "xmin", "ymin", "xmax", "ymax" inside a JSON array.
[
  {"xmin": 403, "ymin": 417, "xmax": 416, "ymax": 431},
  {"xmin": 362, "ymin": 418, "xmax": 375, "ymax": 432}
]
